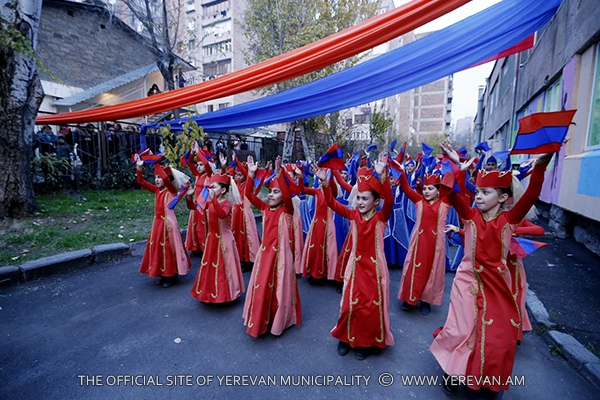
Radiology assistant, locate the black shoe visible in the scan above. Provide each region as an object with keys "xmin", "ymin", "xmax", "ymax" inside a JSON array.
[
  {"xmin": 466, "ymin": 388, "xmax": 501, "ymax": 400},
  {"xmin": 443, "ymin": 374, "xmax": 458, "ymax": 396},
  {"xmin": 241, "ymin": 262, "xmax": 253, "ymax": 273},
  {"xmin": 162, "ymin": 275, "xmax": 179, "ymax": 288},
  {"xmin": 308, "ymin": 276, "xmax": 327, "ymax": 286},
  {"xmin": 401, "ymin": 301, "xmax": 415, "ymax": 311},
  {"xmin": 335, "ymin": 282, "xmax": 343, "ymax": 294},
  {"xmin": 354, "ymin": 347, "xmax": 370, "ymax": 361},
  {"xmin": 337, "ymin": 341, "xmax": 351, "ymax": 356},
  {"xmin": 420, "ymin": 301, "xmax": 431, "ymax": 315},
  {"xmin": 156, "ymin": 277, "xmax": 166, "ymax": 286}
]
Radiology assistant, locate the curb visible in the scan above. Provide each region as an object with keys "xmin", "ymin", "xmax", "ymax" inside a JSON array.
[
  {"xmin": 526, "ymin": 287, "xmax": 600, "ymax": 390},
  {"xmin": 1, "ymin": 242, "xmax": 134, "ymax": 286}
]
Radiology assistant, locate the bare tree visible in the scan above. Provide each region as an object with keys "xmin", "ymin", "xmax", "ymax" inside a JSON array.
[{"xmin": 0, "ymin": 0, "xmax": 44, "ymax": 218}]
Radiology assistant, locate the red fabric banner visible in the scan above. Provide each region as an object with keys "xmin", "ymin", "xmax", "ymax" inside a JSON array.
[{"xmin": 37, "ymin": 0, "xmax": 470, "ymax": 125}]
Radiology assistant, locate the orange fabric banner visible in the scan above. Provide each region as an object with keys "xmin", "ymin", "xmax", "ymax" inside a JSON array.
[{"xmin": 37, "ymin": 0, "xmax": 470, "ymax": 125}]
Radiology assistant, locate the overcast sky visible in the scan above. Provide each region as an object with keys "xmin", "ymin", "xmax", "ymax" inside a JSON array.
[{"xmin": 393, "ymin": 0, "xmax": 501, "ymax": 121}]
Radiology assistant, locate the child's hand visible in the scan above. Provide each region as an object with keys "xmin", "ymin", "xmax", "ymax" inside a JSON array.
[
  {"xmin": 460, "ymin": 157, "xmax": 476, "ymax": 171},
  {"xmin": 191, "ymin": 140, "xmax": 199, "ymax": 154},
  {"xmin": 440, "ymin": 142, "xmax": 460, "ymax": 165},
  {"xmin": 374, "ymin": 152, "xmax": 388, "ymax": 176},
  {"xmin": 274, "ymin": 155, "xmax": 282, "ymax": 172},
  {"xmin": 135, "ymin": 155, "xmax": 144, "ymax": 168},
  {"xmin": 247, "ymin": 155, "xmax": 257, "ymax": 178},
  {"xmin": 219, "ymin": 152, "xmax": 227, "ymax": 167},
  {"xmin": 310, "ymin": 164, "xmax": 327, "ymax": 182},
  {"xmin": 443, "ymin": 224, "xmax": 459, "ymax": 234},
  {"xmin": 186, "ymin": 183, "xmax": 194, "ymax": 197}
]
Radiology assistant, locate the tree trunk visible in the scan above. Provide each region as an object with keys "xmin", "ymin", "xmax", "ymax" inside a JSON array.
[
  {"xmin": 0, "ymin": 0, "xmax": 44, "ymax": 218},
  {"xmin": 300, "ymin": 124, "xmax": 316, "ymax": 162},
  {"xmin": 281, "ymin": 121, "xmax": 296, "ymax": 163}
]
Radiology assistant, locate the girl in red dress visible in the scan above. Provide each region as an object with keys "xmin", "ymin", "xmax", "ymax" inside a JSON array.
[
  {"xmin": 185, "ymin": 142, "xmax": 213, "ymax": 254},
  {"xmin": 431, "ymin": 143, "xmax": 553, "ymax": 399},
  {"xmin": 135, "ymin": 157, "xmax": 191, "ymax": 287},
  {"xmin": 242, "ymin": 155, "xmax": 302, "ymax": 337},
  {"xmin": 397, "ymin": 171, "xmax": 450, "ymax": 315},
  {"xmin": 230, "ymin": 154, "xmax": 261, "ymax": 272},
  {"xmin": 298, "ymin": 169, "xmax": 338, "ymax": 285},
  {"xmin": 189, "ymin": 173, "xmax": 244, "ymax": 303},
  {"xmin": 313, "ymin": 152, "xmax": 394, "ymax": 361}
]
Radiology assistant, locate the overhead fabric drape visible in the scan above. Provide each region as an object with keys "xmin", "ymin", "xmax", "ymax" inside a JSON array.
[
  {"xmin": 146, "ymin": 0, "xmax": 562, "ymax": 133},
  {"xmin": 36, "ymin": 0, "xmax": 471, "ymax": 125}
]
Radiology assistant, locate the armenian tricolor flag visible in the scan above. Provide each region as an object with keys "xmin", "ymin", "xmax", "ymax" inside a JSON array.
[
  {"xmin": 317, "ymin": 144, "xmax": 345, "ymax": 171},
  {"xmin": 510, "ymin": 110, "xmax": 576, "ymax": 155}
]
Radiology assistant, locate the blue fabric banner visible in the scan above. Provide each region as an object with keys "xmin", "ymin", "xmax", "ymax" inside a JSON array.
[{"xmin": 144, "ymin": 0, "xmax": 561, "ymax": 133}]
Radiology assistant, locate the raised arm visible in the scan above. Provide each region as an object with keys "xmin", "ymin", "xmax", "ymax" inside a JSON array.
[
  {"xmin": 507, "ymin": 156, "xmax": 550, "ymax": 224},
  {"xmin": 398, "ymin": 170, "xmax": 422, "ymax": 203},
  {"xmin": 374, "ymin": 152, "xmax": 393, "ymax": 222},
  {"xmin": 312, "ymin": 164, "xmax": 352, "ymax": 220},
  {"xmin": 210, "ymin": 197, "xmax": 231, "ymax": 219},
  {"xmin": 244, "ymin": 155, "xmax": 268, "ymax": 211},
  {"xmin": 331, "ymin": 169, "xmax": 353, "ymax": 194},
  {"xmin": 135, "ymin": 157, "xmax": 158, "ymax": 194}
]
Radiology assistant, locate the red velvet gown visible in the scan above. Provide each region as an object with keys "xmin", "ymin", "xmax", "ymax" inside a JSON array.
[
  {"xmin": 137, "ymin": 170, "xmax": 191, "ymax": 278},
  {"xmin": 430, "ymin": 164, "xmax": 547, "ymax": 392},
  {"xmin": 190, "ymin": 197, "xmax": 245, "ymax": 303},
  {"xmin": 397, "ymin": 172, "xmax": 450, "ymax": 306},
  {"xmin": 242, "ymin": 173, "xmax": 302, "ymax": 337},
  {"xmin": 322, "ymin": 174, "xmax": 395, "ymax": 349},
  {"xmin": 300, "ymin": 185, "xmax": 338, "ymax": 280},
  {"xmin": 185, "ymin": 159, "xmax": 211, "ymax": 252}
]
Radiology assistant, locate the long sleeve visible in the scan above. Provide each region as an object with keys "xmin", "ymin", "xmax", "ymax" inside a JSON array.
[
  {"xmin": 399, "ymin": 170, "xmax": 422, "ymax": 203},
  {"xmin": 210, "ymin": 198, "xmax": 231, "ymax": 219},
  {"xmin": 379, "ymin": 173, "xmax": 394, "ymax": 222},
  {"xmin": 276, "ymin": 168, "xmax": 295, "ymax": 216},
  {"xmin": 321, "ymin": 180, "xmax": 352, "ymax": 220},
  {"xmin": 163, "ymin": 175, "xmax": 178, "ymax": 195},
  {"xmin": 331, "ymin": 169, "xmax": 353, "ymax": 194},
  {"xmin": 186, "ymin": 194, "xmax": 196, "ymax": 210},
  {"xmin": 447, "ymin": 191, "xmax": 475, "ymax": 221},
  {"xmin": 507, "ymin": 162, "xmax": 547, "ymax": 224},
  {"xmin": 245, "ymin": 176, "xmax": 267, "ymax": 211},
  {"xmin": 136, "ymin": 169, "xmax": 158, "ymax": 194}
]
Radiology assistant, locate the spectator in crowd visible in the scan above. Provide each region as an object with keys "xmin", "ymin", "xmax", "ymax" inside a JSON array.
[
  {"xmin": 36, "ymin": 125, "xmax": 58, "ymax": 155},
  {"xmin": 55, "ymin": 135, "xmax": 72, "ymax": 159},
  {"xmin": 240, "ymin": 137, "xmax": 249, "ymax": 151},
  {"xmin": 147, "ymin": 83, "xmax": 162, "ymax": 97}
]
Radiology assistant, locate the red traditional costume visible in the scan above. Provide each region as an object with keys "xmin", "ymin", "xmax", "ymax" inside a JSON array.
[
  {"xmin": 398, "ymin": 173, "xmax": 450, "ymax": 306},
  {"xmin": 185, "ymin": 150, "xmax": 212, "ymax": 253},
  {"xmin": 230, "ymin": 162, "xmax": 261, "ymax": 264},
  {"xmin": 508, "ymin": 219, "xmax": 546, "ymax": 339},
  {"xmin": 242, "ymin": 169, "xmax": 302, "ymax": 337},
  {"xmin": 322, "ymin": 167, "xmax": 395, "ymax": 349},
  {"xmin": 331, "ymin": 169, "xmax": 355, "ymax": 282},
  {"xmin": 137, "ymin": 167, "xmax": 191, "ymax": 278},
  {"xmin": 430, "ymin": 164, "xmax": 547, "ymax": 392},
  {"xmin": 190, "ymin": 174, "xmax": 245, "ymax": 303},
  {"xmin": 299, "ymin": 175, "xmax": 338, "ymax": 280}
]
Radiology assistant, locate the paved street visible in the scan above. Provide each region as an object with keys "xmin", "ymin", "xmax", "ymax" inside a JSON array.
[{"xmin": 1, "ymin": 246, "xmax": 597, "ymax": 399}]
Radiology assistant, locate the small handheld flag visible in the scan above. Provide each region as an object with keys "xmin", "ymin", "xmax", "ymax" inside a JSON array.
[
  {"xmin": 510, "ymin": 110, "xmax": 576, "ymax": 155},
  {"xmin": 168, "ymin": 185, "xmax": 188, "ymax": 210},
  {"xmin": 422, "ymin": 142, "xmax": 434, "ymax": 156}
]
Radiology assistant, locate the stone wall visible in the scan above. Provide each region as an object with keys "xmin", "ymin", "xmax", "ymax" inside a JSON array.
[{"xmin": 38, "ymin": 1, "xmax": 158, "ymax": 89}]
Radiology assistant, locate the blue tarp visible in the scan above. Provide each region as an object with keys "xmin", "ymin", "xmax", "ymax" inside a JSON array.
[{"xmin": 144, "ymin": 0, "xmax": 561, "ymax": 133}]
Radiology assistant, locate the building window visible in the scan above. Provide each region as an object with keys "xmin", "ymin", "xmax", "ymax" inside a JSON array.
[
  {"xmin": 355, "ymin": 114, "xmax": 369, "ymax": 124},
  {"xmin": 219, "ymin": 103, "xmax": 229, "ymax": 110},
  {"xmin": 203, "ymin": 59, "xmax": 231, "ymax": 77},
  {"xmin": 202, "ymin": 40, "xmax": 232, "ymax": 57},
  {"xmin": 207, "ymin": 104, "xmax": 214, "ymax": 113},
  {"xmin": 345, "ymin": 118, "xmax": 352, "ymax": 127},
  {"xmin": 544, "ymin": 78, "xmax": 562, "ymax": 112},
  {"xmin": 588, "ymin": 43, "xmax": 600, "ymax": 149}
]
